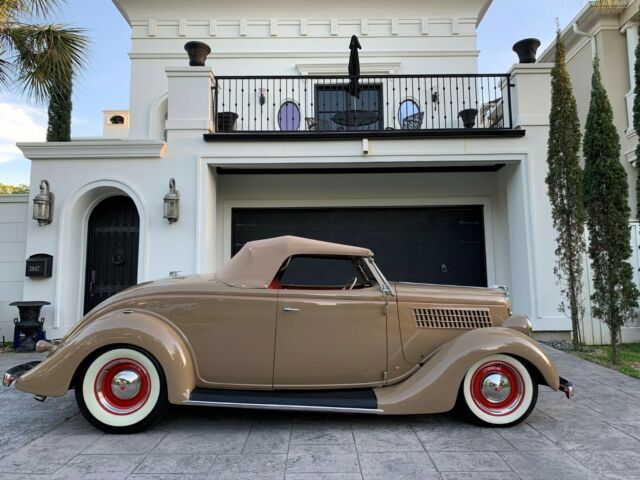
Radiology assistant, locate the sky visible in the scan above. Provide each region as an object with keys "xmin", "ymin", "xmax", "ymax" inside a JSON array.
[{"xmin": 0, "ymin": 0, "xmax": 591, "ymax": 185}]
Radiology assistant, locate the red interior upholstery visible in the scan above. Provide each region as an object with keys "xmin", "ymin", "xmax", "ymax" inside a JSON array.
[{"xmin": 268, "ymin": 278, "xmax": 282, "ymax": 289}]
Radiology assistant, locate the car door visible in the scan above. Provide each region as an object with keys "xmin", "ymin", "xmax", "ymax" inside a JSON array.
[
  {"xmin": 172, "ymin": 289, "xmax": 278, "ymax": 389},
  {"xmin": 272, "ymin": 256, "xmax": 388, "ymax": 389}
]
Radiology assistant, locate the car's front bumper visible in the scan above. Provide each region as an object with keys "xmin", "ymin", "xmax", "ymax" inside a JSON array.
[
  {"xmin": 2, "ymin": 361, "xmax": 41, "ymax": 387},
  {"xmin": 559, "ymin": 376, "xmax": 574, "ymax": 399}
]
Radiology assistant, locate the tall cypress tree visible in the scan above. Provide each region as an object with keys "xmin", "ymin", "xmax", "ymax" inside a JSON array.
[
  {"xmin": 545, "ymin": 31, "xmax": 586, "ymax": 349},
  {"xmin": 46, "ymin": 68, "xmax": 72, "ymax": 142},
  {"xmin": 583, "ymin": 56, "xmax": 639, "ymax": 363}
]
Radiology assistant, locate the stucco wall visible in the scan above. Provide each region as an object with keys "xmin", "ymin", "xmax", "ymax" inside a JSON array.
[
  {"xmin": 565, "ymin": 39, "xmax": 592, "ymax": 134},
  {"xmin": 0, "ymin": 195, "xmax": 28, "ymax": 343},
  {"xmin": 117, "ymin": 0, "xmax": 486, "ymax": 138}
]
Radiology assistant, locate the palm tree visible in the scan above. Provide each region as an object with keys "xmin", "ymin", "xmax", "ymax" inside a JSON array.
[{"xmin": 0, "ymin": 0, "xmax": 87, "ymax": 104}]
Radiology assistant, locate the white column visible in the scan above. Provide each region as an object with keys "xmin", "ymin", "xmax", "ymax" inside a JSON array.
[
  {"xmin": 623, "ymin": 23, "xmax": 639, "ymax": 132},
  {"xmin": 507, "ymin": 63, "xmax": 553, "ymax": 129},
  {"xmin": 624, "ymin": 23, "xmax": 638, "ymax": 88},
  {"xmin": 165, "ymin": 66, "xmax": 216, "ymax": 140},
  {"xmin": 506, "ymin": 63, "xmax": 571, "ymax": 331}
]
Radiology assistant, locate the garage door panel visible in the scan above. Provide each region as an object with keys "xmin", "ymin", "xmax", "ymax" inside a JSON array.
[{"xmin": 232, "ymin": 206, "xmax": 487, "ymax": 287}]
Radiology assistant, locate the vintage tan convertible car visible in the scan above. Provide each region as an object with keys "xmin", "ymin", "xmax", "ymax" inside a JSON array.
[{"xmin": 3, "ymin": 236, "xmax": 573, "ymax": 433}]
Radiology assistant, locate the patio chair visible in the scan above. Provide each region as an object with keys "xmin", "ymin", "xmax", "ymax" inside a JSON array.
[
  {"xmin": 305, "ymin": 117, "xmax": 331, "ymax": 131},
  {"xmin": 401, "ymin": 112, "xmax": 424, "ymax": 130}
]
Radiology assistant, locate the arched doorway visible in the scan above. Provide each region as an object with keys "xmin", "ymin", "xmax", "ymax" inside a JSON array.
[{"xmin": 84, "ymin": 196, "xmax": 140, "ymax": 314}]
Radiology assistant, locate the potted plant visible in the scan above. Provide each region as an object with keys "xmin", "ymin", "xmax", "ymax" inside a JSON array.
[
  {"xmin": 512, "ymin": 38, "xmax": 541, "ymax": 64},
  {"xmin": 184, "ymin": 41, "xmax": 212, "ymax": 67},
  {"xmin": 458, "ymin": 108, "xmax": 478, "ymax": 129},
  {"xmin": 217, "ymin": 112, "xmax": 239, "ymax": 132}
]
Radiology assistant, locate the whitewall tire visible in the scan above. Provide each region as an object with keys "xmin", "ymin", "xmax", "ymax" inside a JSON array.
[
  {"xmin": 457, "ymin": 354, "xmax": 537, "ymax": 427},
  {"xmin": 75, "ymin": 347, "xmax": 168, "ymax": 433}
]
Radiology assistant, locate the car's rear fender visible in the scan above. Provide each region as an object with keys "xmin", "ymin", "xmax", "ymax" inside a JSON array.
[
  {"xmin": 375, "ymin": 327, "xmax": 559, "ymax": 415},
  {"xmin": 15, "ymin": 310, "xmax": 196, "ymax": 404}
]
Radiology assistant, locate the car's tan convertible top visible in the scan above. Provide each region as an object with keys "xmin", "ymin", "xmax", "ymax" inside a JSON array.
[{"xmin": 215, "ymin": 235, "xmax": 373, "ymax": 288}]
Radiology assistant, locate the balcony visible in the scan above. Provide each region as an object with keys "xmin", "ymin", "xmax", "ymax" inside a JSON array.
[{"xmin": 205, "ymin": 73, "xmax": 524, "ymax": 141}]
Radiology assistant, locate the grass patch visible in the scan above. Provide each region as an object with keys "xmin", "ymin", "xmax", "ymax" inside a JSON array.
[{"xmin": 572, "ymin": 343, "xmax": 640, "ymax": 379}]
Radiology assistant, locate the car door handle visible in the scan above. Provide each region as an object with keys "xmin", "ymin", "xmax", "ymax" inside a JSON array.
[{"xmin": 283, "ymin": 307, "xmax": 300, "ymax": 312}]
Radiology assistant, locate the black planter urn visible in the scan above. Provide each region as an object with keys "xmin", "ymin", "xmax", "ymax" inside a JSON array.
[
  {"xmin": 458, "ymin": 108, "xmax": 478, "ymax": 129},
  {"xmin": 10, "ymin": 301, "xmax": 49, "ymax": 352},
  {"xmin": 512, "ymin": 38, "xmax": 541, "ymax": 64},
  {"xmin": 217, "ymin": 112, "xmax": 239, "ymax": 132},
  {"xmin": 184, "ymin": 41, "xmax": 212, "ymax": 67}
]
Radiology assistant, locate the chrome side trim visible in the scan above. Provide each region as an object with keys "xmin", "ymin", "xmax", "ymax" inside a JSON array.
[{"xmin": 182, "ymin": 400, "xmax": 384, "ymax": 414}]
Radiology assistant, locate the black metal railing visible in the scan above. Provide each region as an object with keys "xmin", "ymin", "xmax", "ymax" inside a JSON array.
[{"xmin": 213, "ymin": 74, "xmax": 513, "ymax": 134}]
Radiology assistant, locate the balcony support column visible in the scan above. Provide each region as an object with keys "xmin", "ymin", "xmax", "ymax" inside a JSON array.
[
  {"xmin": 165, "ymin": 66, "xmax": 216, "ymax": 141},
  {"xmin": 503, "ymin": 62, "xmax": 569, "ymax": 331},
  {"xmin": 507, "ymin": 64, "xmax": 552, "ymax": 129}
]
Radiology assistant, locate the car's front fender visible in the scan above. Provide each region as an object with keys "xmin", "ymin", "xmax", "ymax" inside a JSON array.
[
  {"xmin": 375, "ymin": 327, "xmax": 559, "ymax": 415},
  {"xmin": 15, "ymin": 310, "xmax": 196, "ymax": 404}
]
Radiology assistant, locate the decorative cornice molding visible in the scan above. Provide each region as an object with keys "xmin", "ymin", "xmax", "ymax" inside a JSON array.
[
  {"xmin": 130, "ymin": 50, "xmax": 480, "ymax": 60},
  {"xmin": 508, "ymin": 63, "xmax": 554, "ymax": 76},
  {"xmin": 17, "ymin": 140, "xmax": 166, "ymax": 161},
  {"xmin": 165, "ymin": 66, "xmax": 215, "ymax": 77},
  {"xmin": 129, "ymin": 17, "xmax": 477, "ymax": 39},
  {"xmin": 296, "ymin": 62, "xmax": 402, "ymax": 75}
]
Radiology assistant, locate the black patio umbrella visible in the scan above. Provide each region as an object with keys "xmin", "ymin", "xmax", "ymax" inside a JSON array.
[{"xmin": 347, "ymin": 35, "xmax": 362, "ymax": 98}]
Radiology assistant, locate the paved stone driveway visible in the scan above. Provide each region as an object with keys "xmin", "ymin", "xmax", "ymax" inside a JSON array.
[{"xmin": 0, "ymin": 346, "xmax": 639, "ymax": 479}]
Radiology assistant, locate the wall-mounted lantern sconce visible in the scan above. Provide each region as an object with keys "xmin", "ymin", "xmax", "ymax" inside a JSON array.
[
  {"xmin": 32, "ymin": 180, "xmax": 54, "ymax": 226},
  {"xmin": 163, "ymin": 178, "xmax": 180, "ymax": 224}
]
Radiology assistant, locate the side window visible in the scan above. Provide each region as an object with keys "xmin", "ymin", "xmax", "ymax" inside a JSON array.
[{"xmin": 278, "ymin": 256, "xmax": 375, "ymax": 289}]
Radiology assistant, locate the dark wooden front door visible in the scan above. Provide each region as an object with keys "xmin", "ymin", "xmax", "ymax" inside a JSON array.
[
  {"xmin": 84, "ymin": 196, "xmax": 140, "ymax": 313},
  {"xmin": 232, "ymin": 206, "xmax": 487, "ymax": 287}
]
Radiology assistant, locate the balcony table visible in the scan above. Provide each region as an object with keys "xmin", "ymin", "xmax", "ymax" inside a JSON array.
[{"xmin": 332, "ymin": 110, "xmax": 379, "ymax": 128}]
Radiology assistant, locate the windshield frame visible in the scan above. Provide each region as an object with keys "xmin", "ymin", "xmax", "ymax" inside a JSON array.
[{"xmin": 364, "ymin": 257, "xmax": 394, "ymax": 296}]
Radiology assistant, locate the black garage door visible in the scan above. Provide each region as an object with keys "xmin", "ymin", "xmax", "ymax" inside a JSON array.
[{"xmin": 232, "ymin": 206, "xmax": 487, "ymax": 286}]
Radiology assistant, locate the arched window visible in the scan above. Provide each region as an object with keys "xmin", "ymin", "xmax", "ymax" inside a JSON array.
[
  {"xmin": 278, "ymin": 101, "xmax": 301, "ymax": 131},
  {"xmin": 398, "ymin": 99, "xmax": 420, "ymax": 127},
  {"xmin": 109, "ymin": 115, "xmax": 125, "ymax": 125}
]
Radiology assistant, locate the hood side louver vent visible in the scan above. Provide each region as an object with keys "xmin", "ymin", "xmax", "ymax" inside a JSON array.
[{"xmin": 413, "ymin": 306, "xmax": 492, "ymax": 329}]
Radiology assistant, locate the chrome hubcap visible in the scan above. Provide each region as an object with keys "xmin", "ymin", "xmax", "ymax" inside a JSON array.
[
  {"xmin": 110, "ymin": 370, "xmax": 141, "ymax": 400},
  {"xmin": 480, "ymin": 373, "xmax": 511, "ymax": 403}
]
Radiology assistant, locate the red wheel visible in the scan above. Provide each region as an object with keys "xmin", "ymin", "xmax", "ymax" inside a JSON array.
[
  {"xmin": 458, "ymin": 354, "xmax": 537, "ymax": 426},
  {"xmin": 76, "ymin": 347, "xmax": 168, "ymax": 433},
  {"xmin": 94, "ymin": 358, "xmax": 152, "ymax": 415}
]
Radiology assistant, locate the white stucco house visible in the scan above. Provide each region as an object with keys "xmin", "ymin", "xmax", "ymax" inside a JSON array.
[{"xmin": 3, "ymin": 0, "xmax": 578, "ymax": 340}]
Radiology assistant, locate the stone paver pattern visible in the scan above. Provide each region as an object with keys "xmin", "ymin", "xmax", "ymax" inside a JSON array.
[{"xmin": 0, "ymin": 346, "xmax": 639, "ymax": 479}]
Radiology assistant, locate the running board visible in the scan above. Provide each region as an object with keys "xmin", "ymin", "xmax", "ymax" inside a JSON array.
[{"xmin": 183, "ymin": 388, "xmax": 383, "ymax": 414}]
